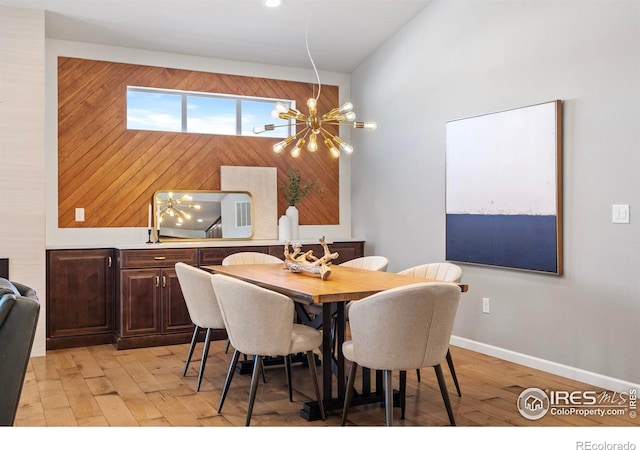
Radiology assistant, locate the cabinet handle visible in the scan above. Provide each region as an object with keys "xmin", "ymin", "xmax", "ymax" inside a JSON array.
[
  {"xmin": 162, "ymin": 275, "xmax": 166, "ymax": 288},
  {"xmin": 107, "ymin": 256, "xmax": 112, "ymax": 268},
  {"xmin": 155, "ymin": 276, "xmax": 160, "ymax": 287},
  {"xmin": 154, "ymin": 256, "xmax": 166, "ymax": 260}
]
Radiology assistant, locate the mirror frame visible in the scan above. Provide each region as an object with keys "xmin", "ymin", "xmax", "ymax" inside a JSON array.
[{"xmin": 153, "ymin": 190, "xmax": 254, "ymax": 242}]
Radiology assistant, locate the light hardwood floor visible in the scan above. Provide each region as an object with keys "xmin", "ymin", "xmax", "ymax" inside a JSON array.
[{"xmin": 15, "ymin": 340, "xmax": 637, "ymax": 428}]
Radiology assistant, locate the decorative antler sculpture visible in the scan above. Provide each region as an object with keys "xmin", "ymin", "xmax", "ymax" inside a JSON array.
[{"xmin": 283, "ymin": 236, "xmax": 339, "ymax": 280}]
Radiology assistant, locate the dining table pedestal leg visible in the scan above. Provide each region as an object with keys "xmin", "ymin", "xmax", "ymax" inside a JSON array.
[{"xmin": 298, "ymin": 301, "xmax": 401, "ymax": 421}]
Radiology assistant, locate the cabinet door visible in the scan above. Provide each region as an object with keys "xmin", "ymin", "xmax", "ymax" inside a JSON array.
[
  {"xmin": 162, "ymin": 268, "xmax": 193, "ymax": 334},
  {"xmin": 331, "ymin": 242, "xmax": 365, "ymax": 264},
  {"xmin": 120, "ymin": 269, "xmax": 162, "ymax": 336},
  {"xmin": 47, "ymin": 249, "xmax": 114, "ymax": 338}
]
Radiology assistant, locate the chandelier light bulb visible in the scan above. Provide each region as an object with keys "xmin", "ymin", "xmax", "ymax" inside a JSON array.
[
  {"xmin": 333, "ymin": 111, "xmax": 357, "ymax": 122},
  {"xmin": 339, "ymin": 102, "xmax": 354, "ymax": 113},
  {"xmin": 291, "ymin": 138, "xmax": 305, "ymax": 158},
  {"xmin": 308, "ymin": 134, "xmax": 318, "ymax": 152},
  {"xmin": 264, "ymin": 0, "xmax": 283, "ymax": 8},
  {"xmin": 307, "ymin": 97, "xmax": 317, "ymax": 115},
  {"xmin": 273, "ymin": 135, "xmax": 294, "ymax": 153},
  {"xmin": 254, "ymin": 124, "xmax": 275, "ymax": 133},
  {"xmin": 333, "ymin": 136, "xmax": 353, "ymax": 155},
  {"xmin": 324, "ymin": 138, "xmax": 340, "ymax": 158},
  {"xmin": 354, "ymin": 121, "xmax": 377, "ymax": 130}
]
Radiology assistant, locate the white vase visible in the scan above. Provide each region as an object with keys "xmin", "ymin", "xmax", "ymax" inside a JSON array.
[
  {"xmin": 286, "ymin": 205, "xmax": 299, "ymax": 240},
  {"xmin": 278, "ymin": 215, "xmax": 291, "ymax": 242}
]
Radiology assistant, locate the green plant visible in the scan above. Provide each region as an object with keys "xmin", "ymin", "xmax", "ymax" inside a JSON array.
[{"xmin": 282, "ymin": 168, "xmax": 323, "ymax": 207}]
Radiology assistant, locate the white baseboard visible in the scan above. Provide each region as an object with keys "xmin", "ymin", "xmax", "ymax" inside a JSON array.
[{"xmin": 450, "ymin": 335, "xmax": 639, "ymax": 393}]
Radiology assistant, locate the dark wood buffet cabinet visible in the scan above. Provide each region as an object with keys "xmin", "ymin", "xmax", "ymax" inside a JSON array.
[{"xmin": 46, "ymin": 241, "xmax": 364, "ymax": 350}]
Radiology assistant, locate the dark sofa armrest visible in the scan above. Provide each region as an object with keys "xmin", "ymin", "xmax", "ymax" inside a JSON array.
[{"xmin": 0, "ymin": 279, "xmax": 40, "ymax": 426}]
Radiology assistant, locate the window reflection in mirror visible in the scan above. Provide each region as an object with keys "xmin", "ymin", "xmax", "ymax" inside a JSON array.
[{"xmin": 154, "ymin": 190, "xmax": 253, "ymax": 241}]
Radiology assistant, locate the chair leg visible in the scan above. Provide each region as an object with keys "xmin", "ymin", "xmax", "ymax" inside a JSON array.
[
  {"xmin": 285, "ymin": 354, "xmax": 293, "ymax": 402},
  {"xmin": 218, "ymin": 349, "xmax": 241, "ymax": 413},
  {"xmin": 416, "ymin": 368, "xmax": 421, "ymax": 382},
  {"xmin": 262, "ymin": 360, "xmax": 267, "ymax": 383},
  {"xmin": 399, "ymin": 370, "xmax": 406, "ymax": 419},
  {"xmin": 183, "ymin": 325, "xmax": 199, "ymax": 376},
  {"xmin": 306, "ymin": 351, "xmax": 325, "ymax": 420},
  {"xmin": 384, "ymin": 369, "xmax": 393, "ymax": 427},
  {"xmin": 196, "ymin": 328, "xmax": 212, "ymax": 392},
  {"xmin": 446, "ymin": 348, "xmax": 462, "ymax": 397},
  {"xmin": 224, "ymin": 338, "xmax": 231, "ymax": 354},
  {"xmin": 434, "ymin": 364, "xmax": 456, "ymax": 426},
  {"xmin": 245, "ymin": 355, "xmax": 263, "ymax": 426},
  {"xmin": 341, "ymin": 361, "xmax": 358, "ymax": 426}
]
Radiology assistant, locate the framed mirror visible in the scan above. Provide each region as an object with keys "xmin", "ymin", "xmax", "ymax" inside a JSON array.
[{"xmin": 154, "ymin": 190, "xmax": 253, "ymax": 241}]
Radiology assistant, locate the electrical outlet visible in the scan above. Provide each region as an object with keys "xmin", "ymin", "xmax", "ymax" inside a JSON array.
[
  {"xmin": 482, "ymin": 297, "xmax": 490, "ymax": 314},
  {"xmin": 612, "ymin": 204, "xmax": 630, "ymax": 224},
  {"xmin": 75, "ymin": 208, "xmax": 85, "ymax": 222}
]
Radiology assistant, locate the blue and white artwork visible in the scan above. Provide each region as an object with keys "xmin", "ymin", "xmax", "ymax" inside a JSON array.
[{"xmin": 445, "ymin": 101, "xmax": 562, "ymax": 274}]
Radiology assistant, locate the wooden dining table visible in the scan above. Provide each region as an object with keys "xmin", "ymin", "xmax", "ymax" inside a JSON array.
[{"xmin": 204, "ymin": 263, "xmax": 468, "ymax": 421}]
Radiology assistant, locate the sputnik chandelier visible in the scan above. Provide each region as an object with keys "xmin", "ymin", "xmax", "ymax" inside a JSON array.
[
  {"xmin": 253, "ymin": 24, "xmax": 376, "ymax": 158},
  {"xmin": 156, "ymin": 192, "xmax": 200, "ymax": 226}
]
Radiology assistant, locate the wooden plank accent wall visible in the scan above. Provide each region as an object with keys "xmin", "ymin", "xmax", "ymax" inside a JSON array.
[{"xmin": 57, "ymin": 57, "xmax": 340, "ymax": 228}]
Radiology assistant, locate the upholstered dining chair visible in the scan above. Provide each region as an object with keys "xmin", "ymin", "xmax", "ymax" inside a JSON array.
[
  {"xmin": 398, "ymin": 262, "xmax": 463, "ymax": 395},
  {"xmin": 339, "ymin": 255, "xmax": 389, "ymax": 272},
  {"xmin": 222, "ymin": 251, "xmax": 283, "ymax": 266},
  {"xmin": 211, "ymin": 274, "xmax": 325, "ymax": 426},
  {"xmin": 174, "ymin": 262, "xmax": 226, "ymax": 392},
  {"xmin": 221, "ymin": 251, "xmax": 284, "ymax": 355},
  {"xmin": 341, "ymin": 282, "xmax": 461, "ymax": 426}
]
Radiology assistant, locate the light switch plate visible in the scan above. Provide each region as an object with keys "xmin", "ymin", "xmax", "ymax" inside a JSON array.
[{"xmin": 612, "ymin": 204, "xmax": 629, "ymax": 224}]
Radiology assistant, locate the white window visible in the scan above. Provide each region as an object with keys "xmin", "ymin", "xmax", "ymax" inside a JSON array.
[
  {"xmin": 235, "ymin": 201, "xmax": 251, "ymax": 228},
  {"xmin": 126, "ymin": 86, "xmax": 292, "ymax": 138}
]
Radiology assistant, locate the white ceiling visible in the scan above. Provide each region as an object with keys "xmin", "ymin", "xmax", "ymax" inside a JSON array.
[{"xmin": 0, "ymin": 0, "xmax": 431, "ymax": 73}]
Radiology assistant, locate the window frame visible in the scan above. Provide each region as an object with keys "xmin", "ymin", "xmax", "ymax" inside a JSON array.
[{"xmin": 126, "ymin": 86, "xmax": 294, "ymax": 137}]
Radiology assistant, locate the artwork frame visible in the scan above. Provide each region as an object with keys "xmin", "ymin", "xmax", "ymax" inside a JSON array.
[{"xmin": 445, "ymin": 100, "xmax": 563, "ymax": 274}]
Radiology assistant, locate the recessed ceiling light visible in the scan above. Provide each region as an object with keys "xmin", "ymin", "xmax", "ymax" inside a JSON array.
[{"xmin": 265, "ymin": 0, "xmax": 283, "ymax": 7}]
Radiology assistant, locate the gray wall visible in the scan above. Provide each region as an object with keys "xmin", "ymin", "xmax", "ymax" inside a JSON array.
[{"xmin": 350, "ymin": 0, "xmax": 639, "ymax": 386}]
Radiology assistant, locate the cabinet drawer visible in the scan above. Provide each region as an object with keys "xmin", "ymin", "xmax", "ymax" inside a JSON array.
[{"xmin": 119, "ymin": 248, "xmax": 198, "ymax": 269}]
